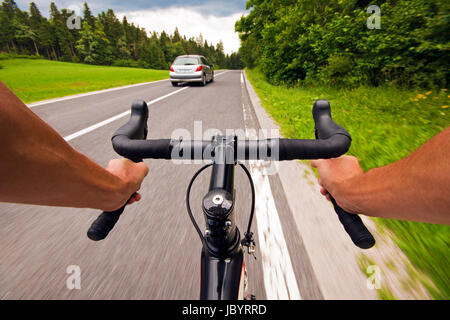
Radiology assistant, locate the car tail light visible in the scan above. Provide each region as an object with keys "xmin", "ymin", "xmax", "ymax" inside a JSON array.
[
  {"xmin": 196, "ymin": 65, "xmax": 203, "ymax": 72},
  {"xmin": 170, "ymin": 66, "xmax": 174, "ymax": 72}
]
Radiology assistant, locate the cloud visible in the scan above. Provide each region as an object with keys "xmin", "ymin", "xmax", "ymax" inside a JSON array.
[
  {"xmin": 15, "ymin": 0, "xmax": 248, "ymax": 17},
  {"xmin": 117, "ymin": 7, "xmax": 244, "ymax": 54}
]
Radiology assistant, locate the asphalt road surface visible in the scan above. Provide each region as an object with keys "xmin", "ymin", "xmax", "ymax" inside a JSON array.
[{"xmin": 0, "ymin": 70, "xmax": 327, "ymax": 299}]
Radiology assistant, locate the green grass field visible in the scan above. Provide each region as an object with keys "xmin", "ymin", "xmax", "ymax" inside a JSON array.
[
  {"xmin": 246, "ymin": 68, "xmax": 450, "ymax": 300},
  {"xmin": 0, "ymin": 57, "xmax": 169, "ymax": 103}
]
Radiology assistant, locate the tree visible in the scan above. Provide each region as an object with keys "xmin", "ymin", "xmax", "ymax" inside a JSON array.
[
  {"xmin": 98, "ymin": 9, "xmax": 123, "ymax": 59},
  {"xmin": 15, "ymin": 19, "xmax": 39, "ymax": 55},
  {"xmin": 148, "ymin": 32, "xmax": 165, "ymax": 69},
  {"xmin": 0, "ymin": 0, "xmax": 19, "ymax": 52},
  {"xmin": 28, "ymin": 2, "xmax": 42, "ymax": 55},
  {"xmin": 49, "ymin": 2, "xmax": 67, "ymax": 59},
  {"xmin": 76, "ymin": 20, "xmax": 112, "ymax": 65},
  {"xmin": 159, "ymin": 30, "xmax": 170, "ymax": 62},
  {"xmin": 196, "ymin": 33, "xmax": 204, "ymax": 47},
  {"xmin": 172, "ymin": 27, "xmax": 182, "ymax": 43},
  {"xmin": 116, "ymin": 35, "xmax": 130, "ymax": 59},
  {"xmin": 215, "ymin": 40, "xmax": 226, "ymax": 67},
  {"xmin": 82, "ymin": 2, "xmax": 94, "ymax": 28},
  {"xmin": 38, "ymin": 19, "xmax": 55, "ymax": 59}
]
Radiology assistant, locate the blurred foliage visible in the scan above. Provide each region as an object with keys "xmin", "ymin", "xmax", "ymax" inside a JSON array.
[{"xmin": 236, "ymin": 0, "xmax": 449, "ymax": 88}]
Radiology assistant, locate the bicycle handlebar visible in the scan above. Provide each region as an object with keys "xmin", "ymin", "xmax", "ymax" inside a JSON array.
[
  {"xmin": 110, "ymin": 99, "xmax": 352, "ymax": 161},
  {"xmin": 87, "ymin": 99, "xmax": 375, "ymax": 249},
  {"xmin": 87, "ymin": 202, "xmax": 127, "ymax": 241},
  {"xmin": 87, "ymin": 100, "xmax": 147, "ymax": 241}
]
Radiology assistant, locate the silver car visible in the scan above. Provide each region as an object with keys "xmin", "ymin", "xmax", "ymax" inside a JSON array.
[{"xmin": 169, "ymin": 55, "xmax": 214, "ymax": 87}]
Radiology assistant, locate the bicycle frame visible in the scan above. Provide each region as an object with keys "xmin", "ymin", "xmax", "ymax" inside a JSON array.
[{"xmin": 199, "ymin": 135, "xmax": 247, "ymax": 300}]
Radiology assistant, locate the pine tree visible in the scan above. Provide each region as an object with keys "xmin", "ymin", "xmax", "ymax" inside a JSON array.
[
  {"xmin": 1, "ymin": 0, "xmax": 17, "ymax": 18},
  {"xmin": 215, "ymin": 40, "xmax": 226, "ymax": 67},
  {"xmin": 49, "ymin": 2, "xmax": 64, "ymax": 59},
  {"xmin": 117, "ymin": 35, "xmax": 130, "ymax": 60},
  {"xmin": 99, "ymin": 9, "xmax": 124, "ymax": 59},
  {"xmin": 75, "ymin": 20, "xmax": 94, "ymax": 63},
  {"xmin": 82, "ymin": 2, "xmax": 94, "ymax": 28},
  {"xmin": 172, "ymin": 27, "xmax": 182, "ymax": 43},
  {"xmin": 0, "ymin": 0, "xmax": 19, "ymax": 52},
  {"xmin": 76, "ymin": 20, "xmax": 112, "ymax": 65},
  {"xmin": 15, "ymin": 19, "xmax": 39, "ymax": 55},
  {"xmin": 38, "ymin": 19, "xmax": 54, "ymax": 59},
  {"xmin": 28, "ymin": 2, "xmax": 42, "ymax": 55},
  {"xmin": 196, "ymin": 33, "xmax": 204, "ymax": 46}
]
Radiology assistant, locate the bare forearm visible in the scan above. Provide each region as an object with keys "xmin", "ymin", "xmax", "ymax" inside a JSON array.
[
  {"xmin": 2, "ymin": 142, "xmax": 127, "ymax": 210},
  {"xmin": 339, "ymin": 128, "xmax": 450, "ymax": 224},
  {"xmin": 0, "ymin": 82, "xmax": 129, "ymax": 210}
]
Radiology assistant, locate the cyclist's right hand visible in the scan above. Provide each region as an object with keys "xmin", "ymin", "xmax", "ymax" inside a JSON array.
[
  {"xmin": 311, "ymin": 155, "xmax": 363, "ymax": 214},
  {"xmin": 104, "ymin": 158, "xmax": 149, "ymax": 211}
]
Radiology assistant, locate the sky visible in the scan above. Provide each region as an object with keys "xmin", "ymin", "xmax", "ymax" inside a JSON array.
[{"xmin": 15, "ymin": 0, "xmax": 249, "ymax": 54}]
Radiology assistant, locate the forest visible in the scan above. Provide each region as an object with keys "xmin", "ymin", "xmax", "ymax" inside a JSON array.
[
  {"xmin": 236, "ymin": 0, "xmax": 449, "ymax": 88},
  {"xmin": 0, "ymin": 0, "xmax": 244, "ymax": 69}
]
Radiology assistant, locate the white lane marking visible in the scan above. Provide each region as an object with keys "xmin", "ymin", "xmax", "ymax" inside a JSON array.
[
  {"xmin": 63, "ymin": 110, "xmax": 131, "ymax": 142},
  {"xmin": 241, "ymin": 72, "xmax": 301, "ymax": 299},
  {"xmin": 248, "ymin": 161, "xmax": 301, "ymax": 299},
  {"xmin": 27, "ymin": 79, "xmax": 169, "ymax": 108},
  {"xmin": 28, "ymin": 71, "xmax": 231, "ymax": 108},
  {"xmin": 242, "ymin": 104, "xmax": 247, "ymax": 123},
  {"xmin": 62, "ymin": 71, "xmax": 231, "ymax": 142},
  {"xmin": 240, "ymin": 73, "xmax": 244, "ymax": 84},
  {"xmin": 63, "ymin": 87, "xmax": 188, "ymax": 141},
  {"xmin": 215, "ymin": 70, "xmax": 230, "ymax": 77}
]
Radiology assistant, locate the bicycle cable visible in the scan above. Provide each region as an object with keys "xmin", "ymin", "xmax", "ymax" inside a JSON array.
[
  {"xmin": 185, "ymin": 162, "xmax": 256, "ymax": 254},
  {"xmin": 237, "ymin": 162, "xmax": 256, "ymax": 255}
]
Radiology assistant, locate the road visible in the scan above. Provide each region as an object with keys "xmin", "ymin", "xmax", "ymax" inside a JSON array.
[{"xmin": 0, "ymin": 70, "xmax": 370, "ymax": 300}]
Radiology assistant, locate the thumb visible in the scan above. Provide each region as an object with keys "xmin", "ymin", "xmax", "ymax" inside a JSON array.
[{"xmin": 135, "ymin": 162, "xmax": 149, "ymax": 179}]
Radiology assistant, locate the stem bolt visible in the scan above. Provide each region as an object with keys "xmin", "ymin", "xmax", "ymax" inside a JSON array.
[{"xmin": 212, "ymin": 194, "xmax": 224, "ymax": 205}]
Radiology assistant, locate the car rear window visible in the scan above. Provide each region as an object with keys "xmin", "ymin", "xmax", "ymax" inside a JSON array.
[{"xmin": 173, "ymin": 57, "xmax": 199, "ymax": 65}]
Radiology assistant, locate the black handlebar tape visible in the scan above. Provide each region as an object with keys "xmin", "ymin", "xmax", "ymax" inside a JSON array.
[
  {"xmin": 87, "ymin": 202, "xmax": 128, "ymax": 241},
  {"xmin": 330, "ymin": 196, "xmax": 375, "ymax": 249},
  {"xmin": 277, "ymin": 135, "xmax": 350, "ymax": 160},
  {"xmin": 111, "ymin": 137, "xmax": 352, "ymax": 161},
  {"xmin": 313, "ymin": 99, "xmax": 351, "ymax": 141},
  {"xmin": 112, "ymin": 136, "xmax": 173, "ymax": 160},
  {"xmin": 111, "ymin": 99, "xmax": 175, "ymax": 160},
  {"xmin": 278, "ymin": 100, "xmax": 352, "ymax": 160},
  {"xmin": 113, "ymin": 100, "xmax": 149, "ymax": 140},
  {"xmin": 312, "ymin": 100, "xmax": 374, "ymax": 249},
  {"xmin": 87, "ymin": 99, "xmax": 149, "ymax": 241}
]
